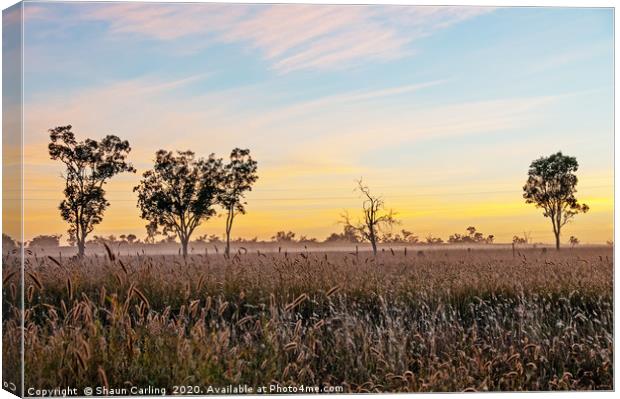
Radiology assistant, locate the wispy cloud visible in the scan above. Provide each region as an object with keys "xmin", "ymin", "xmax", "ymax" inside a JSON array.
[
  {"xmin": 23, "ymin": 71, "xmax": 563, "ymax": 178},
  {"xmin": 26, "ymin": 3, "xmax": 492, "ymax": 73},
  {"xmin": 526, "ymin": 41, "xmax": 612, "ymax": 74},
  {"xmin": 245, "ymin": 79, "xmax": 446, "ymax": 128},
  {"xmin": 275, "ymin": 94, "xmax": 563, "ymax": 168}
]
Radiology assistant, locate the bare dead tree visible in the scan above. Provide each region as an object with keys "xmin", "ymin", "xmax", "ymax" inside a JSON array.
[{"xmin": 342, "ymin": 179, "xmax": 399, "ymax": 256}]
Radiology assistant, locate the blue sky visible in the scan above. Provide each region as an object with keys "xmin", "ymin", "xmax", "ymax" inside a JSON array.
[{"xmin": 13, "ymin": 2, "xmax": 614, "ymax": 243}]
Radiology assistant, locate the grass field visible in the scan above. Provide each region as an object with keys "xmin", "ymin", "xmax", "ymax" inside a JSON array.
[{"xmin": 2, "ymin": 246, "xmax": 614, "ymax": 393}]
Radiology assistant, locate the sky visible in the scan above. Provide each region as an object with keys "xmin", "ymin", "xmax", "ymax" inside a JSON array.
[{"xmin": 5, "ymin": 2, "xmax": 614, "ymax": 244}]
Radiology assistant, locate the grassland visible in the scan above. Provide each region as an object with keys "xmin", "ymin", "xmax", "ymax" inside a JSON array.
[{"xmin": 2, "ymin": 246, "xmax": 613, "ymax": 393}]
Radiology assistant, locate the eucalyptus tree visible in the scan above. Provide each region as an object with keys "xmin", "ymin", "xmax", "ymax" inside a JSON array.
[
  {"xmin": 48, "ymin": 125, "xmax": 135, "ymax": 256},
  {"xmin": 218, "ymin": 148, "xmax": 258, "ymax": 257},
  {"xmin": 134, "ymin": 150, "xmax": 223, "ymax": 257},
  {"xmin": 523, "ymin": 152, "xmax": 589, "ymax": 250}
]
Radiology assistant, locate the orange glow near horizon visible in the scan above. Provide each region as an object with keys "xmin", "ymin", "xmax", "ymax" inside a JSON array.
[{"xmin": 19, "ymin": 145, "xmax": 613, "ymax": 245}]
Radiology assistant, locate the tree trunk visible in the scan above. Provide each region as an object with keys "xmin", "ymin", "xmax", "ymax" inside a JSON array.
[
  {"xmin": 77, "ymin": 240, "xmax": 85, "ymax": 257},
  {"xmin": 225, "ymin": 207, "xmax": 234, "ymax": 259},
  {"xmin": 181, "ymin": 238, "xmax": 189, "ymax": 258},
  {"xmin": 225, "ymin": 230, "xmax": 231, "ymax": 258},
  {"xmin": 76, "ymin": 230, "xmax": 87, "ymax": 257},
  {"xmin": 552, "ymin": 216, "xmax": 561, "ymax": 250},
  {"xmin": 370, "ymin": 238, "xmax": 377, "ymax": 256}
]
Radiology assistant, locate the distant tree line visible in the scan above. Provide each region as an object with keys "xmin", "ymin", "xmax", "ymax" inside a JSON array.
[
  {"xmin": 16, "ymin": 225, "xmax": 498, "ymax": 251},
  {"xmin": 15, "ymin": 226, "xmax": 596, "ymax": 253},
  {"xmin": 448, "ymin": 226, "xmax": 494, "ymax": 244}
]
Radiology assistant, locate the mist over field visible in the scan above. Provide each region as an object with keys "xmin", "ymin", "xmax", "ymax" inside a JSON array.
[{"xmin": 16, "ymin": 241, "xmax": 612, "ymax": 258}]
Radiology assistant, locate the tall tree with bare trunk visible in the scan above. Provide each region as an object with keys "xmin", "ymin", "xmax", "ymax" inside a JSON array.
[
  {"xmin": 134, "ymin": 150, "xmax": 223, "ymax": 257},
  {"xmin": 218, "ymin": 148, "xmax": 258, "ymax": 258},
  {"xmin": 342, "ymin": 179, "xmax": 399, "ymax": 256},
  {"xmin": 48, "ymin": 125, "xmax": 135, "ymax": 257},
  {"xmin": 523, "ymin": 152, "xmax": 589, "ymax": 250}
]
